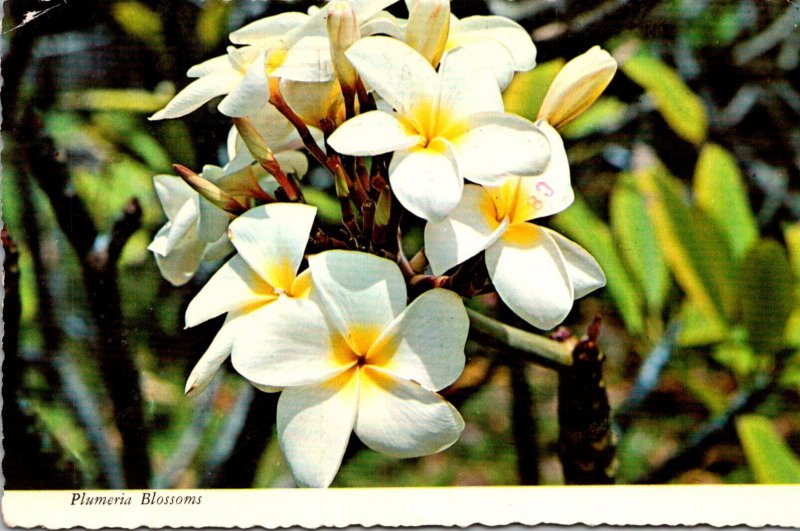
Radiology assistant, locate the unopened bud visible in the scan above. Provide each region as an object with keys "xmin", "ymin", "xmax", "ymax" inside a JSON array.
[
  {"xmin": 538, "ymin": 46, "xmax": 617, "ymax": 129},
  {"xmin": 327, "ymin": 1, "xmax": 360, "ymax": 91},
  {"xmin": 406, "ymin": 0, "xmax": 450, "ymax": 66},
  {"xmin": 173, "ymin": 164, "xmax": 246, "ymax": 214}
]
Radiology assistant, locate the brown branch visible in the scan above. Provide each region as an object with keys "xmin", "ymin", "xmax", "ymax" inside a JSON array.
[{"xmin": 18, "ymin": 108, "xmax": 151, "ymax": 488}]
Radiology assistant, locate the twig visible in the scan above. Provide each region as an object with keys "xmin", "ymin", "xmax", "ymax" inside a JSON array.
[
  {"xmin": 633, "ymin": 350, "xmax": 792, "ymax": 485},
  {"xmin": 733, "ymin": 5, "xmax": 800, "ymax": 66},
  {"xmin": 19, "ymin": 108, "xmax": 151, "ymax": 488},
  {"xmin": 509, "ymin": 359, "xmax": 540, "ymax": 485},
  {"xmin": 467, "ymin": 308, "xmax": 574, "ymax": 369},
  {"xmin": 614, "ymin": 320, "xmax": 681, "ymax": 433},
  {"xmin": 557, "ymin": 318, "xmax": 616, "ymax": 485}
]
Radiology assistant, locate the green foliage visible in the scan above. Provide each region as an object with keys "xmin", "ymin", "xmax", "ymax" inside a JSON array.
[
  {"xmin": 58, "ymin": 85, "xmax": 175, "ymax": 114},
  {"xmin": 620, "ymin": 50, "xmax": 708, "ymax": 145},
  {"xmin": 693, "ymin": 144, "xmax": 758, "ymax": 259},
  {"xmin": 112, "ymin": 1, "xmax": 165, "ymax": 52},
  {"xmin": 739, "ymin": 240, "xmax": 795, "ymax": 354},
  {"xmin": 736, "ymin": 415, "xmax": 800, "ymax": 484},
  {"xmin": 197, "ymin": 0, "xmax": 232, "ymax": 50},
  {"xmin": 553, "ymin": 195, "xmax": 645, "ymax": 335},
  {"xmin": 561, "ymin": 97, "xmax": 628, "ymax": 139},
  {"xmin": 303, "ymin": 188, "xmax": 342, "ymax": 225}
]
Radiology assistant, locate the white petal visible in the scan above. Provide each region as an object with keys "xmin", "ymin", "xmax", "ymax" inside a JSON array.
[
  {"xmin": 230, "ymin": 12, "xmax": 311, "ymax": 45},
  {"xmin": 506, "ymin": 123, "xmax": 573, "ymax": 222},
  {"xmin": 150, "ymin": 199, "xmax": 199, "ymax": 257},
  {"xmin": 277, "ymin": 370, "xmax": 359, "ymax": 488},
  {"xmin": 359, "ymin": 10, "xmax": 405, "ymax": 38},
  {"xmin": 149, "ymin": 71, "xmax": 240, "ymax": 120},
  {"xmin": 272, "ymin": 36, "xmax": 334, "ymax": 82},
  {"xmin": 389, "ymin": 144, "xmax": 463, "ymax": 221},
  {"xmin": 279, "ymin": 79, "xmax": 341, "ymax": 127},
  {"xmin": 232, "ymin": 298, "xmax": 353, "ymax": 387},
  {"xmin": 275, "ymin": 150, "xmax": 309, "ymax": 177},
  {"xmin": 368, "ymin": 289, "xmax": 467, "ymax": 390},
  {"xmin": 424, "ymin": 184, "xmax": 507, "ymax": 275},
  {"xmin": 451, "ymin": 112, "xmax": 550, "ymax": 186},
  {"xmin": 486, "ymin": 223, "xmax": 574, "ymax": 330},
  {"xmin": 351, "ymin": 0, "xmax": 399, "ymax": 21},
  {"xmin": 201, "ymin": 233, "xmax": 235, "ymax": 262},
  {"xmin": 228, "ymin": 203, "xmax": 317, "ymax": 292},
  {"xmin": 309, "ymin": 250, "xmax": 406, "ymax": 355},
  {"xmin": 450, "ymin": 40, "xmax": 515, "ymax": 90},
  {"xmin": 197, "ymin": 197, "xmax": 232, "ymax": 243},
  {"xmin": 153, "ymin": 175, "xmax": 195, "ymax": 220},
  {"xmin": 436, "ymin": 46, "xmax": 503, "ymax": 122},
  {"xmin": 186, "ymin": 54, "xmax": 232, "ymax": 77},
  {"xmin": 150, "ymin": 224, "xmax": 204, "ymax": 287},
  {"xmin": 185, "ymin": 311, "xmax": 247, "ymax": 396},
  {"xmin": 328, "ymin": 111, "xmax": 423, "ymax": 156},
  {"xmin": 185, "ymin": 254, "xmax": 277, "ymax": 328},
  {"xmin": 355, "ymin": 366, "xmax": 464, "ymax": 458},
  {"xmin": 543, "ymin": 228, "xmax": 606, "ymax": 299},
  {"xmin": 345, "ymin": 36, "xmax": 437, "ymax": 118},
  {"xmin": 218, "ymin": 51, "xmax": 270, "ymax": 117},
  {"xmin": 452, "ymin": 16, "xmax": 537, "ymax": 72}
]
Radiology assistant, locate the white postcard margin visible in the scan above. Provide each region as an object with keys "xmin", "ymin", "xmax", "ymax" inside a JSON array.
[{"xmin": 3, "ymin": 485, "xmax": 800, "ymax": 529}]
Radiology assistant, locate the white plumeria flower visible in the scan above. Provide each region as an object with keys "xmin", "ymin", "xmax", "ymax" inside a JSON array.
[
  {"xmin": 364, "ymin": 0, "xmax": 537, "ymax": 89},
  {"xmin": 148, "ymin": 171, "xmax": 234, "ymax": 287},
  {"xmin": 231, "ymin": 250, "xmax": 468, "ymax": 487},
  {"xmin": 425, "ymin": 122, "xmax": 606, "ymax": 329},
  {"xmin": 327, "ymin": 36, "xmax": 550, "ymax": 221},
  {"xmin": 182, "ymin": 203, "xmax": 317, "ymax": 396}
]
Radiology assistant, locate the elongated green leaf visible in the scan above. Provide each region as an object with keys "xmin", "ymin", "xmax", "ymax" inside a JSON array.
[
  {"xmin": 635, "ymin": 165, "xmax": 736, "ymax": 323},
  {"xmin": 784, "ymin": 223, "xmax": 800, "ymax": 279},
  {"xmin": 112, "ymin": 1, "xmax": 165, "ymax": 51},
  {"xmin": 736, "ymin": 415, "xmax": 800, "ymax": 484},
  {"xmin": 621, "ymin": 53, "xmax": 707, "ymax": 145},
  {"xmin": 502, "ymin": 59, "xmax": 564, "ymax": 122},
  {"xmin": 197, "ymin": 0, "xmax": 231, "ymax": 50},
  {"xmin": 694, "ymin": 144, "xmax": 758, "ymax": 258},
  {"xmin": 302, "ymin": 188, "xmax": 342, "ymax": 225},
  {"xmin": 58, "ymin": 85, "xmax": 174, "ymax": 113},
  {"xmin": 552, "ymin": 195, "xmax": 645, "ymax": 335},
  {"xmin": 610, "ymin": 174, "xmax": 669, "ymax": 313},
  {"xmin": 561, "ymin": 97, "xmax": 628, "ymax": 139},
  {"xmin": 739, "ymin": 239, "xmax": 794, "ymax": 353},
  {"xmin": 677, "ymin": 299, "xmax": 729, "ymax": 346}
]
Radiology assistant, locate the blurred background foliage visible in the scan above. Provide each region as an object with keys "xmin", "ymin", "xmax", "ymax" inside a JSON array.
[{"xmin": 2, "ymin": 0, "xmax": 800, "ymax": 489}]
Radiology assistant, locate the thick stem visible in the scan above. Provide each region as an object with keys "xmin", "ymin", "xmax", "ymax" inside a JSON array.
[
  {"xmin": 509, "ymin": 360, "xmax": 540, "ymax": 485},
  {"xmin": 557, "ymin": 318, "xmax": 616, "ymax": 485}
]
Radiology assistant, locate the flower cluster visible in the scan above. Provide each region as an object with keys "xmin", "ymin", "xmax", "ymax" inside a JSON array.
[{"xmin": 148, "ymin": 0, "xmax": 615, "ymax": 487}]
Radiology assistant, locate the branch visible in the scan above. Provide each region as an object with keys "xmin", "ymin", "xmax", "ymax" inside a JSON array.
[
  {"xmin": 467, "ymin": 308, "xmax": 574, "ymax": 369},
  {"xmin": 509, "ymin": 359, "xmax": 540, "ymax": 485}
]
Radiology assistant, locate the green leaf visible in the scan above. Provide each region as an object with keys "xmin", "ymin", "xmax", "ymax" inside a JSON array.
[
  {"xmin": 112, "ymin": 1, "xmax": 165, "ymax": 51},
  {"xmin": 552, "ymin": 195, "xmax": 645, "ymax": 335},
  {"xmin": 712, "ymin": 336, "xmax": 757, "ymax": 379},
  {"xmin": 739, "ymin": 239, "xmax": 794, "ymax": 354},
  {"xmin": 736, "ymin": 415, "xmax": 800, "ymax": 484},
  {"xmin": 57, "ymin": 85, "xmax": 174, "ymax": 113},
  {"xmin": 302, "ymin": 188, "xmax": 342, "ymax": 225},
  {"xmin": 610, "ymin": 174, "xmax": 669, "ymax": 313},
  {"xmin": 636, "ymin": 165, "xmax": 736, "ymax": 323},
  {"xmin": 197, "ymin": 0, "xmax": 231, "ymax": 50},
  {"xmin": 620, "ymin": 52, "xmax": 707, "ymax": 145},
  {"xmin": 561, "ymin": 97, "xmax": 628, "ymax": 139},
  {"xmin": 502, "ymin": 59, "xmax": 564, "ymax": 122},
  {"xmin": 784, "ymin": 223, "xmax": 800, "ymax": 279},
  {"xmin": 693, "ymin": 144, "xmax": 758, "ymax": 258},
  {"xmin": 677, "ymin": 299, "xmax": 729, "ymax": 347}
]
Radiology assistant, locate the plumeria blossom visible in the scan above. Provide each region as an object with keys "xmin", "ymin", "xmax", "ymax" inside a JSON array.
[
  {"xmin": 328, "ymin": 36, "xmax": 550, "ymax": 221},
  {"xmin": 182, "ymin": 203, "xmax": 317, "ymax": 396},
  {"xmin": 363, "ymin": 0, "xmax": 537, "ymax": 89},
  {"xmin": 231, "ymin": 250, "xmax": 468, "ymax": 487},
  {"xmin": 425, "ymin": 123, "xmax": 606, "ymax": 330}
]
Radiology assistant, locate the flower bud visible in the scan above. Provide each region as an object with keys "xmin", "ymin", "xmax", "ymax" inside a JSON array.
[
  {"xmin": 173, "ymin": 164, "xmax": 247, "ymax": 214},
  {"xmin": 538, "ymin": 46, "xmax": 617, "ymax": 129},
  {"xmin": 406, "ymin": 0, "xmax": 450, "ymax": 67},
  {"xmin": 327, "ymin": 1, "xmax": 360, "ymax": 91}
]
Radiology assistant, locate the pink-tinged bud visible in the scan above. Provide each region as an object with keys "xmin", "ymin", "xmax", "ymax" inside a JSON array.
[
  {"xmin": 538, "ymin": 46, "xmax": 617, "ymax": 129},
  {"xmin": 406, "ymin": 0, "xmax": 450, "ymax": 67},
  {"xmin": 173, "ymin": 164, "xmax": 247, "ymax": 214},
  {"xmin": 327, "ymin": 1, "xmax": 360, "ymax": 91}
]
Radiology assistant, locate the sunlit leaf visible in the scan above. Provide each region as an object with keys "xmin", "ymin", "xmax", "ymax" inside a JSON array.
[
  {"xmin": 502, "ymin": 59, "xmax": 565, "ymax": 122},
  {"xmin": 694, "ymin": 144, "xmax": 758, "ymax": 258},
  {"xmin": 712, "ymin": 335, "xmax": 757, "ymax": 379},
  {"xmin": 784, "ymin": 223, "xmax": 800, "ymax": 279},
  {"xmin": 561, "ymin": 97, "xmax": 628, "ymax": 139},
  {"xmin": 112, "ymin": 1, "xmax": 165, "ymax": 51},
  {"xmin": 302, "ymin": 188, "xmax": 342, "ymax": 225},
  {"xmin": 677, "ymin": 299, "xmax": 729, "ymax": 347},
  {"xmin": 636, "ymin": 165, "xmax": 736, "ymax": 323},
  {"xmin": 736, "ymin": 415, "xmax": 800, "ymax": 484},
  {"xmin": 553, "ymin": 194, "xmax": 645, "ymax": 335},
  {"xmin": 197, "ymin": 0, "xmax": 231, "ymax": 50},
  {"xmin": 739, "ymin": 239, "xmax": 794, "ymax": 354},
  {"xmin": 620, "ymin": 52, "xmax": 707, "ymax": 145},
  {"xmin": 610, "ymin": 174, "xmax": 669, "ymax": 313},
  {"xmin": 58, "ymin": 84, "xmax": 175, "ymax": 113}
]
